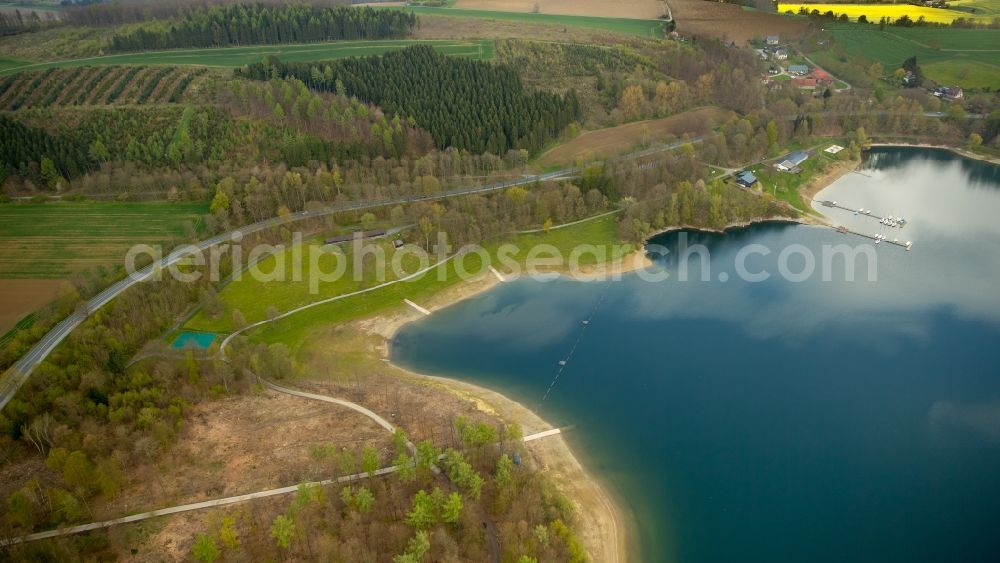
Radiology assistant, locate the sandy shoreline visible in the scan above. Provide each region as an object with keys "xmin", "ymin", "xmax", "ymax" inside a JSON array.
[
  {"xmin": 356, "ymin": 161, "xmax": 864, "ymax": 562},
  {"xmin": 360, "ymin": 212, "xmax": 837, "ymax": 562},
  {"xmin": 800, "ymin": 158, "xmax": 861, "ymax": 207},
  {"xmin": 359, "ymin": 252, "xmax": 651, "ymax": 563}
]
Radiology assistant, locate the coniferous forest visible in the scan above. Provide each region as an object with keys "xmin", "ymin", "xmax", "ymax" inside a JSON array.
[
  {"xmin": 237, "ymin": 45, "xmax": 582, "ymax": 155},
  {"xmin": 109, "ymin": 4, "xmax": 416, "ymax": 51}
]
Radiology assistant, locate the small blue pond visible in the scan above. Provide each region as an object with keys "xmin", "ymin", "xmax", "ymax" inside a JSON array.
[{"xmin": 170, "ymin": 331, "xmax": 216, "ymax": 350}]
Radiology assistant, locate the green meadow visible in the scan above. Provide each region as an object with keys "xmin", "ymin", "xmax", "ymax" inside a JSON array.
[
  {"xmin": 400, "ymin": 6, "xmax": 666, "ymax": 38},
  {"xmin": 817, "ymin": 23, "xmax": 1000, "ymax": 89},
  {"xmin": 185, "ymin": 214, "xmax": 630, "ymax": 348}
]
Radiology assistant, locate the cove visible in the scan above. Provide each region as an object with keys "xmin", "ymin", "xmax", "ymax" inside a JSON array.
[{"xmin": 391, "ymin": 147, "xmax": 1000, "ymax": 562}]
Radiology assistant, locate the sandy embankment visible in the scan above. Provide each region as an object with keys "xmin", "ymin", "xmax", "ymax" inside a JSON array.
[
  {"xmin": 360, "ymin": 251, "xmax": 650, "ymax": 563},
  {"xmin": 800, "ymin": 158, "xmax": 861, "ymax": 206}
]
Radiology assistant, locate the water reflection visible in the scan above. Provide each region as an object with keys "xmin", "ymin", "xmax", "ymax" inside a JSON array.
[{"xmin": 392, "ymin": 147, "xmax": 1000, "ymax": 563}]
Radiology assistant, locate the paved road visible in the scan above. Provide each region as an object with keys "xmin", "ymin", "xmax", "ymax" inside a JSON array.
[
  {"xmin": 4, "ymin": 115, "xmax": 970, "ymax": 412},
  {"xmin": 0, "ymin": 135, "xmax": 711, "ymax": 412},
  {"xmin": 0, "ymin": 171, "xmax": 576, "ymax": 411}
]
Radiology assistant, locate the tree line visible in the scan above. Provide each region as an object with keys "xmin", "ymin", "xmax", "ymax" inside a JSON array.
[
  {"xmin": 793, "ymin": 7, "xmax": 1000, "ymax": 29},
  {"xmin": 108, "ymin": 4, "xmax": 416, "ymax": 52},
  {"xmin": 236, "ymin": 46, "xmax": 582, "ymax": 155},
  {"xmin": 1, "ymin": 106, "xmax": 243, "ymax": 189},
  {"xmin": 63, "ymin": 0, "xmax": 351, "ymax": 27},
  {"xmin": 0, "ymin": 9, "xmax": 61, "ymax": 37}
]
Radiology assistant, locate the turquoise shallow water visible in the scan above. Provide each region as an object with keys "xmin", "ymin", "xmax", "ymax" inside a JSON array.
[
  {"xmin": 171, "ymin": 331, "xmax": 216, "ymax": 350},
  {"xmin": 391, "ymin": 148, "xmax": 1000, "ymax": 562}
]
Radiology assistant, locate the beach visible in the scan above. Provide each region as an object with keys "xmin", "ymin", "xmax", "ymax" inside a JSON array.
[
  {"xmin": 353, "ymin": 157, "xmax": 865, "ymax": 562},
  {"xmin": 800, "ymin": 157, "xmax": 862, "ymax": 205},
  {"xmin": 356, "ymin": 251, "xmax": 654, "ymax": 563}
]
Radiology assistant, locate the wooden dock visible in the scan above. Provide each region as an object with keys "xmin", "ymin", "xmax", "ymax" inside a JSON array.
[
  {"xmin": 817, "ymin": 200, "xmax": 909, "ymax": 229},
  {"xmin": 834, "ymin": 225, "xmax": 912, "ymax": 250}
]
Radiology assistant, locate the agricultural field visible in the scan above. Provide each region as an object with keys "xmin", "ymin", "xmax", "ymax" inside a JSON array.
[
  {"xmin": 813, "ymin": 23, "xmax": 1000, "ymax": 89},
  {"xmin": 670, "ymin": 0, "xmax": 809, "ymax": 44},
  {"xmin": 0, "ymin": 66, "xmax": 207, "ymax": 110},
  {"xmin": 400, "ymin": 5, "xmax": 667, "ymax": 37},
  {"xmin": 0, "ymin": 39, "xmax": 495, "ymax": 76},
  {"xmin": 452, "ymin": 0, "xmax": 669, "ymax": 19},
  {"xmin": 0, "ymin": 279, "xmax": 66, "ymax": 334},
  {"xmin": 0, "ymin": 201, "xmax": 208, "ymax": 279},
  {"xmin": 777, "ymin": 2, "xmax": 992, "ymax": 23},
  {"xmin": 536, "ymin": 107, "xmax": 732, "ymax": 167}
]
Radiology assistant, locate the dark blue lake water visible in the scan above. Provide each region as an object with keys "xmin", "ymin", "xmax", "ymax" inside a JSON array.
[{"xmin": 391, "ymin": 148, "xmax": 1000, "ymax": 562}]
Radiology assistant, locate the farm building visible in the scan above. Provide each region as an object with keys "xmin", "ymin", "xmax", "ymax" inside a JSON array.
[
  {"xmin": 788, "ymin": 64, "xmax": 809, "ymax": 76},
  {"xmin": 773, "ymin": 48, "xmax": 788, "ymax": 60},
  {"xmin": 735, "ymin": 170, "xmax": 759, "ymax": 188},
  {"xmin": 932, "ymin": 86, "xmax": 963, "ymax": 101},
  {"xmin": 775, "ymin": 150, "xmax": 809, "ymax": 172},
  {"xmin": 767, "ymin": 35, "xmax": 780, "ymax": 45}
]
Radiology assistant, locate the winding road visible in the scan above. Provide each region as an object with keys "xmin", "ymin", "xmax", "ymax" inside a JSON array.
[
  {"xmin": 0, "ymin": 170, "xmax": 573, "ymax": 412},
  {"xmin": 0, "ymin": 135, "xmax": 712, "ymax": 412},
  {"xmin": 1, "ymin": 106, "xmax": 976, "ymax": 412}
]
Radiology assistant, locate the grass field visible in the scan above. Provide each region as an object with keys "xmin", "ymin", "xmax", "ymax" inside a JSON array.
[
  {"xmin": 0, "ymin": 56, "xmax": 28, "ymax": 72},
  {"xmin": 536, "ymin": 107, "xmax": 732, "ymax": 167},
  {"xmin": 778, "ymin": 2, "xmax": 991, "ymax": 23},
  {"xmin": 814, "ymin": 23, "xmax": 1000, "ymax": 89},
  {"xmin": 399, "ymin": 6, "xmax": 666, "ymax": 37},
  {"xmin": 451, "ymin": 0, "xmax": 667, "ymax": 19},
  {"xmin": 0, "ymin": 39, "xmax": 495, "ymax": 75},
  {"xmin": 0, "ymin": 201, "xmax": 208, "ymax": 278},
  {"xmin": 185, "ymin": 214, "xmax": 629, "ymax": 347},
  {"xmin": 950, "ymin": 0, "xmax": 1000, "ymax": 17}
]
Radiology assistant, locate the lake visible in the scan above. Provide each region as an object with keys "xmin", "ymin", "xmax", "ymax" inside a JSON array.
[{"xmin": 391, "ymin": 147, "xmax": 1000, "ymax": 562}]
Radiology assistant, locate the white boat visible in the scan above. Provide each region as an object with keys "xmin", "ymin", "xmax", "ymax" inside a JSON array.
[
  {"xmin": 582, "ymin": 320, "xmax": 589, "ymax": 325},
  {"xmin": 558, "ymin": 360, "xmax": 567, "ymax": 366}
]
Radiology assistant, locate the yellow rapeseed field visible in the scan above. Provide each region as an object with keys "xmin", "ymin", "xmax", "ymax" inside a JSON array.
[{"xmin": 778, "ymin": 3, "xmax": 986, "ymax": 23}]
